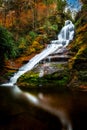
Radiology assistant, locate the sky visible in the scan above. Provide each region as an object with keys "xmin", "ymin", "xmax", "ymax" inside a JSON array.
[{"xmin": 66, "ymin": 0, "xmax": 82, "ymax": 11}]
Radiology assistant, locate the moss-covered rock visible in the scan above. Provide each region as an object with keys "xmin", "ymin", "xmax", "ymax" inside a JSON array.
[
  {"xmin": 67, "ymin": 1, "xmax": 87, "ymax": 89},
  {"xmin": 78, "ymin": 71, "xmax": 87, "ymax": 82},
  {"xmin": 17, "ymin": 63, "xmax": 70, "ymax": 89},
  {"xmin": 69, "ymin": 23, "xmax": 87, "ymax": 71}
]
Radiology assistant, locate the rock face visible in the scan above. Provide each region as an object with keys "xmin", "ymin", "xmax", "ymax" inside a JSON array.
[
  {"xmin": 44, "ymin": 54, "xmax": 70, "ymax": 62},
  {"xmin": 67, "ymin": 0, "xmax": 87, "ymax": 89}
]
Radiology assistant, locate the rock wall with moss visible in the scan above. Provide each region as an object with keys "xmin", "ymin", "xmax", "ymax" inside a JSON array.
[{"xmin": 68, "ymin": 0, "xmax": 87, "ymax": 89}]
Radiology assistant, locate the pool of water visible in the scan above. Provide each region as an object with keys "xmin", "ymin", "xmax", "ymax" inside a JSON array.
[{"xmin": 0, "ymin": 85, "xmax": 87, "ymax": 130}]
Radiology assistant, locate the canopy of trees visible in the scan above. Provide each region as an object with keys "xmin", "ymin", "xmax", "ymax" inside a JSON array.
[{"xmin": 0, "ymin": 0, "xmax": 67, "ymax": 68}]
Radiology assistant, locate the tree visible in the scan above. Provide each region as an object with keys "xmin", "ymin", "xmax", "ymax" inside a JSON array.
[
  {"xmin": 55, "ymin": 0, "xmax": 66, "ymax": 13},
  {"xmin": 0, "ymin": 26, "xmax": 17, "ymax": 68},
  {"xmin": 27, "ymin": 0, "xmax": 38, "ymax": 30},
  {"xmin": 43, "ymin": 0, "xmax": 54, "ymax": 16}
]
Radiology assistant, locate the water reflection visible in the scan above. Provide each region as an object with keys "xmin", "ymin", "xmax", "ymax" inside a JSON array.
[{"xmin": 0, "ymin": 85, "xmax": 87, "ymax": 130}]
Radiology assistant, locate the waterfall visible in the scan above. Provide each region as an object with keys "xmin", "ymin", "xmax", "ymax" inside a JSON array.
[{"xmin": 1, "ymin": 20, "xmax": 75, "ymax": 86}]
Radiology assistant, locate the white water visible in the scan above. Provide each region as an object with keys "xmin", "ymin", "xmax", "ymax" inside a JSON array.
[{"xmin": 1, "ymin": 20, "xmax": 74, "ymax": 86}]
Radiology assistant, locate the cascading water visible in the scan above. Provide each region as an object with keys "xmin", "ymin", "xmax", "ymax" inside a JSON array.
[{"xmin": 1, "ymin": 20, "xmax": 75, "ymax": 86}]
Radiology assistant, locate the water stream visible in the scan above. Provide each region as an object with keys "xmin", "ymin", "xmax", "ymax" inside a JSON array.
[{"xmin": 1, "ymin": 20, "xmax": 74, "ymax": 86}]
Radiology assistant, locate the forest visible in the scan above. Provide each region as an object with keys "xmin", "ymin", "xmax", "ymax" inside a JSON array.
[
  {"xmin": 0, "ymin": 0, "xmax": 66, "ymax": 67},
  {"xmin": 0, "ymin": 0, "xmax": 87, "ymax": 130}
]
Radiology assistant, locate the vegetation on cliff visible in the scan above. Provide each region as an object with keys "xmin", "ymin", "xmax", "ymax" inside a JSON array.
[
  {"xmin": 68, "ymin": 0, "xmax": 87, "ymax": 89},
  {"xmin": 0, "ymin": 26, "xmax": 17, "ymax": 68}
]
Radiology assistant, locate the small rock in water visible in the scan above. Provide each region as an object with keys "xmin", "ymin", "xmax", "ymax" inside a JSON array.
[
  {"xmin": 39, "ymin": 84, "xmax": 43, "ymax": 87},
  {"xmin": 39, "ymin": 69, "xmax": 44, "ymax": 78}
]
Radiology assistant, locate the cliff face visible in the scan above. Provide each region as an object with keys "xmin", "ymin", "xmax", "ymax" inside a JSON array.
[{"xmin": 68, "ymin": 0, "xmax": 87, "ymax": 88}]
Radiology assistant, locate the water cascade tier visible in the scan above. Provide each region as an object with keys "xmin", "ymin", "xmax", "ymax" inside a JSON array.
[{"xmin": 1, "ymin": 20, "xmax": 75, "ymax": 86}]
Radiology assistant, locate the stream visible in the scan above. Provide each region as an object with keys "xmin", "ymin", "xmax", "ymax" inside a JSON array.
[{"xmin": 0, "ymin": 85, "xmax": 87, "ymax": 130}]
